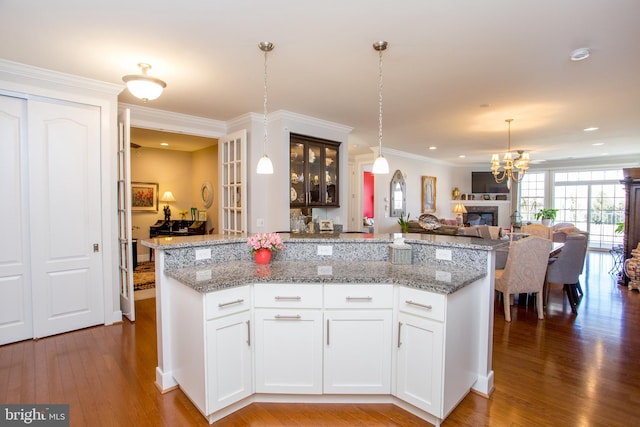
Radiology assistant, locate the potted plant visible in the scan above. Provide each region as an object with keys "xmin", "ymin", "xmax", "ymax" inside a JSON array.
[
  {"xmin": 398, "ymin": 212, "xmax": 410, "ymax": 233},
  {"xmin": 535, "ymin": 208, "xmax": 558, "ymax": 226}
]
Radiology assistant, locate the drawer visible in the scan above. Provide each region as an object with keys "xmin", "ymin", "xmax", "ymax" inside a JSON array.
[
  {"xmin": 205, "ymin": 285, "xmax": 252, "ymax": 320},
  {"xmin": 398, "ymin": 286, "xmax": 445, "ymax": 322},
  {"xmin": 254, "ymin": 283, "xmax": 323, "ymax": 308},
  {"xmin": 324, "ymin": 284, "xmax": 393, "ymax": 309}
]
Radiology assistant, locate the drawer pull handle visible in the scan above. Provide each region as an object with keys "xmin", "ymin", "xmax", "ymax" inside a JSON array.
[
  {"xmin": 246, "ymin": 320, "xmax": 251, "ymax": 346},
  {"xmin": 218, "ymin": 298, "xmax": 244, "ymax": 308},
  {"xmin": 405, "ymin": 300, "xmax": 433, "ymax": 310},
  {"xmin": 275, "ymin": 296, "xmax": 302, "ymax": 301},
  {"xmin": 345, "ymin": 296, "xmax": 372, "ymax": 302},
  {"xmin": 327, "ymin": 319, "xmax": 330, "ymax": 346},
  {"xmin": 274, "ymin": 314, "xmax": 302, "ymax": 320}
]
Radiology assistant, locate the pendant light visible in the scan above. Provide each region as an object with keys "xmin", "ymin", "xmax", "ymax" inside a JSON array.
[
  {"xmin": 372, "ymin": 41, "xmax": 390, "ymax": 175},
  {"xmin": 256, "ymin": 42, "xmax": 275, "ymax": 175},
  {"xmin": 122, "ymin": 63, "xmax": 166, "ymax": 102}
]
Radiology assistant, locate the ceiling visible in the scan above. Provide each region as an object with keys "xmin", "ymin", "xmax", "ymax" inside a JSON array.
[{"xmin": 2, "ymin": 1, "xmax": 639, "ymax": 166}]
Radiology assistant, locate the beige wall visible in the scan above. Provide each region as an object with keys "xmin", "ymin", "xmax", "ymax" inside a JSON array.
[
  {"xmin": 131, "ymin": 144, "xmax": 218, "ymax": 260},
  {"xmin": 191, "ymin": 145, "xmax": 219, "ymax": 233}
]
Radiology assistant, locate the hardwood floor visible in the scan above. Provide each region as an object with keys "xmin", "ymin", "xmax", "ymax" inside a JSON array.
[{"xmin": 1, "ymin": 252, "xmax": 639, "ymax": 426}]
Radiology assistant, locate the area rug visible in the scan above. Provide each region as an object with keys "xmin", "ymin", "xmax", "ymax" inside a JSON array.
[{"xmin": 134, "ymin": 261, "xmax": 155, "ymax": 291}]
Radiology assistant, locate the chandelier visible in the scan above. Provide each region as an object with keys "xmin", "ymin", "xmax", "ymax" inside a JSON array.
[
  {"xmin": 256, "ymin": 42, "xmax": 275, "ymax": 174},
  {"xmin": 371, "ymin": 41, "xmax": 390, "ymax": 175},
  {"xmin": 490, "ymin": 119, "xmax": 530, "ymax": 189},
  {"xmin": 122, "ymin": 63, "xmax": 166, "ymax": 102}
]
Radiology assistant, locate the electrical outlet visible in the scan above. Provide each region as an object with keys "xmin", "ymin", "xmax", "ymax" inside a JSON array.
[
  {"xmin": 317, "ymin": 245, "xmax": 333, "ymax": 256},
  {"xmin": 195, "ymin": 248, "xmax": 212, "ymax": 260},
  {"xmin": 257, "ymin": 218, "xmax": 265, "ymax": 227},
  {"xmin": 435, "ymin": 249, "xmax": 452, "ymax": 261}
]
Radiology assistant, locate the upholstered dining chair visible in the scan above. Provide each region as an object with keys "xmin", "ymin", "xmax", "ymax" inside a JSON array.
[
  {"xmin": 495, "ymin": 236, "xmax": 553, "ymax": 322},
  {"xmin": 521, "ymin": 224, "xmax": 553, "ymax": 240},
  {"xmin": 545, "ymin": 232, "xmax": 588, "ymax": 314}
]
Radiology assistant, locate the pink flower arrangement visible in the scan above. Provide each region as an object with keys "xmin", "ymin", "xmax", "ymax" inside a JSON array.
[{"xmin": 247, "ymin": 232, "xmax": 285, "ymax": 254}]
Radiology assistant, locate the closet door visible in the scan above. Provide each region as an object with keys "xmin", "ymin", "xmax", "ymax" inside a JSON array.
[
  {"xmin": 0, "ymin": 95, "xmax": 32, "ymax": 345},
  {"xmin": 28, "ymin": 99, "xmax": 104, "ymax": 339}
]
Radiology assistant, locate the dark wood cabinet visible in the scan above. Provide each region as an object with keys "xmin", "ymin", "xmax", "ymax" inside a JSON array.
[
  {"xmin": 620, "ymin": 168, "xmax": 640, "ymax": 285},
  {"xmin": 290, "ymin": 133, "xmax": 340, "ymax": 208}
]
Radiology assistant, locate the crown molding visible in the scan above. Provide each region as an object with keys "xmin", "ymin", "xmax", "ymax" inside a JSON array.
[{"xmin": 120, "ymin": 103, "xmax": 227, "ymax": 138}]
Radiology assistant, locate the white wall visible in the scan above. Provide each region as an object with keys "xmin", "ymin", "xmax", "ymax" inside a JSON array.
[{"xmin": 354, "ymin": 148, "xmax": 455, "ymax": 234}]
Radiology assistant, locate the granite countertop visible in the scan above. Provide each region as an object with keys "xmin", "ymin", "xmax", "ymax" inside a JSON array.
[
  {"xmin": 164, "ymin": 260, "xmax": 486, "ymax": 295},
  {"xmin": 142, "ymin": 232, "xmax": 507, "ymax": 251}
]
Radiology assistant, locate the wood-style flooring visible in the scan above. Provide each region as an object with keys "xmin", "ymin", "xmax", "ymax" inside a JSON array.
[{"xmin": 1, "ymin": 251, "xmax": 639, "ymax": 426}]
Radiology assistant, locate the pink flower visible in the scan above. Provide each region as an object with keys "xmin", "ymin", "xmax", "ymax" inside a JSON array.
[{"xmin": 247, "ymin": 233, "xmax": 285, "ymax": 254}]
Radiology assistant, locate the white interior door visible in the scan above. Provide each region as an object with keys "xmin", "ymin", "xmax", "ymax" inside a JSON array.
[
  {"xmin": 28, "ymin": 98, "xmax": 104, "ymax": 339},
  {"xmin": 219, "ymin": 130, "xmax": 247, "ymax": 234},
  {"xmin": 117, "ymin": 108, "xmax": 135, "ymax": 321},
  {"xmin": 0, "ymin": 94, "xmax": 33, "ymax": 345}
]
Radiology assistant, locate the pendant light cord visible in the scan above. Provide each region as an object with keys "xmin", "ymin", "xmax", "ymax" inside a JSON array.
[
  {"xmin": 263, "ymin": 49, "xmax": 269, "ymax": 154},
  {"xmin": 378, "ymin": 48, "xmax": 384, "ymax": 156}
]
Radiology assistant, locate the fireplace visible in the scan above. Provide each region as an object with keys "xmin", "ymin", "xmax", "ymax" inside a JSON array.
[{"xmin": 463, "ymin": 205, "xmax": 498, "ymax": 226}]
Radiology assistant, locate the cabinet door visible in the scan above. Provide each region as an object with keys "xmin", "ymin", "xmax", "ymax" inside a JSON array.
[
  {"xmin": 396, "ymin": 312, "xmax": 444, "ymax": 417},
  {"xmin": 206, "ymin": 310, "xmax": 253, "ymax": 413},
  {"xmin": 323, "ymin": 144, "xmax": 338, "ymax": 206},
  {"xmin": 324, "ymin": 310, "xmax": 392, "ymax": 394},
  {"xmin": 254, "ymin": 309, "xmax": 323, "ymax": 394}
]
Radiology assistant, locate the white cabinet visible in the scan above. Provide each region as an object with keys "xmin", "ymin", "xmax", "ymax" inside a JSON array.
[
  {"xmin": 396, "ymin": 311, "xmax": 443, "ymax": 414},
  {"xmin": 205, "ymin": 286, "xmax": 253, "ymax": 412},
  {"xmin": 254, "ymin": 284, "xmax": 323, "ymax": 394},
  {"xmin": 323, "ymin": 285, "xmax": 393, "ymax": 394},
  {"xmin": 395, "ymin": 283, "xmax": 480, "ymax": 419},
  {"xmin": 169, "ymin": 282, "xmax": 253, "ymax": 417}
]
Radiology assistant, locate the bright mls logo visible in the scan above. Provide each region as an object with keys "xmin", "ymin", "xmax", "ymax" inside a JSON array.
[{"xmin": 0, "ymin": 405, "xmax": 69, "ymax": 426}]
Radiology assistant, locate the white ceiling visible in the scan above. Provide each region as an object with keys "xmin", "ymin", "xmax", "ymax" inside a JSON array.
[{"xmin": 2, "ymin": 1, "xmax": 639, "ymax": 166}]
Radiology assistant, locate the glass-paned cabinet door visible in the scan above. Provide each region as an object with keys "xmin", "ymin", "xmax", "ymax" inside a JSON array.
[
  {"xmin": 290, "ymin": 141, "xmax": 306, "ymax": 206},
  {"xmin": 290, "ymin": 133, "xmax": 341, "ymax": 208},
  {"xmin": 324, "ymin": 145, "xmax": 338, "ymax": 205},
  {"xmin": 308, "ymin": 142, "xmax": 323, "ymax": 205}
]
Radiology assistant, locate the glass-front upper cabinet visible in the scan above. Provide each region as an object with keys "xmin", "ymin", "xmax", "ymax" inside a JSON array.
[{"xmin": 290, "ymin": 133, "xmax": 340, "ymax": 207}]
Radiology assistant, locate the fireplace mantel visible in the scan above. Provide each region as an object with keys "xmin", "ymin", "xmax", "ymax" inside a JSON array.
[{"xmin": 449, "ymin": 200, "xmax": 512, "ymax": 230}]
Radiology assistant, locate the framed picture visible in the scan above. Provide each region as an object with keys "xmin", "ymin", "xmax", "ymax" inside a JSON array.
[
  {"xmin": 198, "ymin": 210, "xmax": 208, "ymax": 222},
  {"xmin": 421, "ymin": 176, "xmax": 437, "ymax": 213},
  {"xmin": 131, "ymin": 182, "xmax": 159, "ymax": 212}
]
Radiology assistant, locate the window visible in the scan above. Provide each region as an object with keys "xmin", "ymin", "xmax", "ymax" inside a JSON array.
[
  {"xmin": 518, "ymin": 168, "xmax": 625, "ymax": 249},
  {"xmin": 518, "ymin": 172, "xmax": 545, "ymax": 223}
]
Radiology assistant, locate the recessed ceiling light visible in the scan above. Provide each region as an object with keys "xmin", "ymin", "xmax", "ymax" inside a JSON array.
[
  {"xmin": 584, "ymin": 127, "xmax": 599, "ymax": 132},
  {"xmin": 428, "ymin": 146, "xmax": 437, "ymax": 150},
  {"xmin": 592, "ymin": 142, "xmax": 604, "ymax": 146},
  {"xmin": 458, "ymin": 155, "xmax": 466, "ymax": 158},
  {"xmin": 570, "ymin": 47, "xmax": 590, "ymax": 61},
  {"xmin": 160, "ymin": 142, "xmax": 169, "ymax": 146}
]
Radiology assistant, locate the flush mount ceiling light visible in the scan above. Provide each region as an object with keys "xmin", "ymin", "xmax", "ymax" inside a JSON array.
[
  {"xmin": 256, "ymin": 42, "xmax": 275, "ymax": 175},
  {"xmin": 371, "ymin": 40, "xmax": 390, "ymax": 175},
  {"xmin": 122, "ymin": 63, "xmax": 167, "ymax": 102},
  {"xmin": 570, "ymin": 47, "xmax": 591, "ymax": 61},
  {"xmin": 490, "ymin": 119, "xmax": 530, "ymax": 189}
]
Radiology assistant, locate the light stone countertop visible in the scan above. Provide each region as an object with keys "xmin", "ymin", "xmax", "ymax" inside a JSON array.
[{"xmin": 164, "ymin": 259, "xmax": 486, "ymax": 295}]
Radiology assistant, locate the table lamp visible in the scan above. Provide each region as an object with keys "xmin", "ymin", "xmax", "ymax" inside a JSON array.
[
  {"xmin": 160, "ymin": 191, "xmax": 176, "ymax": 222},
  {"xmin": 452, "ymin": 203, "xmax": 467, "ymax": 226}
]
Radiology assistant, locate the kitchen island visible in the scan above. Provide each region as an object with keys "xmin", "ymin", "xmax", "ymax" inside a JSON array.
[{"xmin": 142, "ymin": 233, "xmax": 505, "ymax": 426}]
